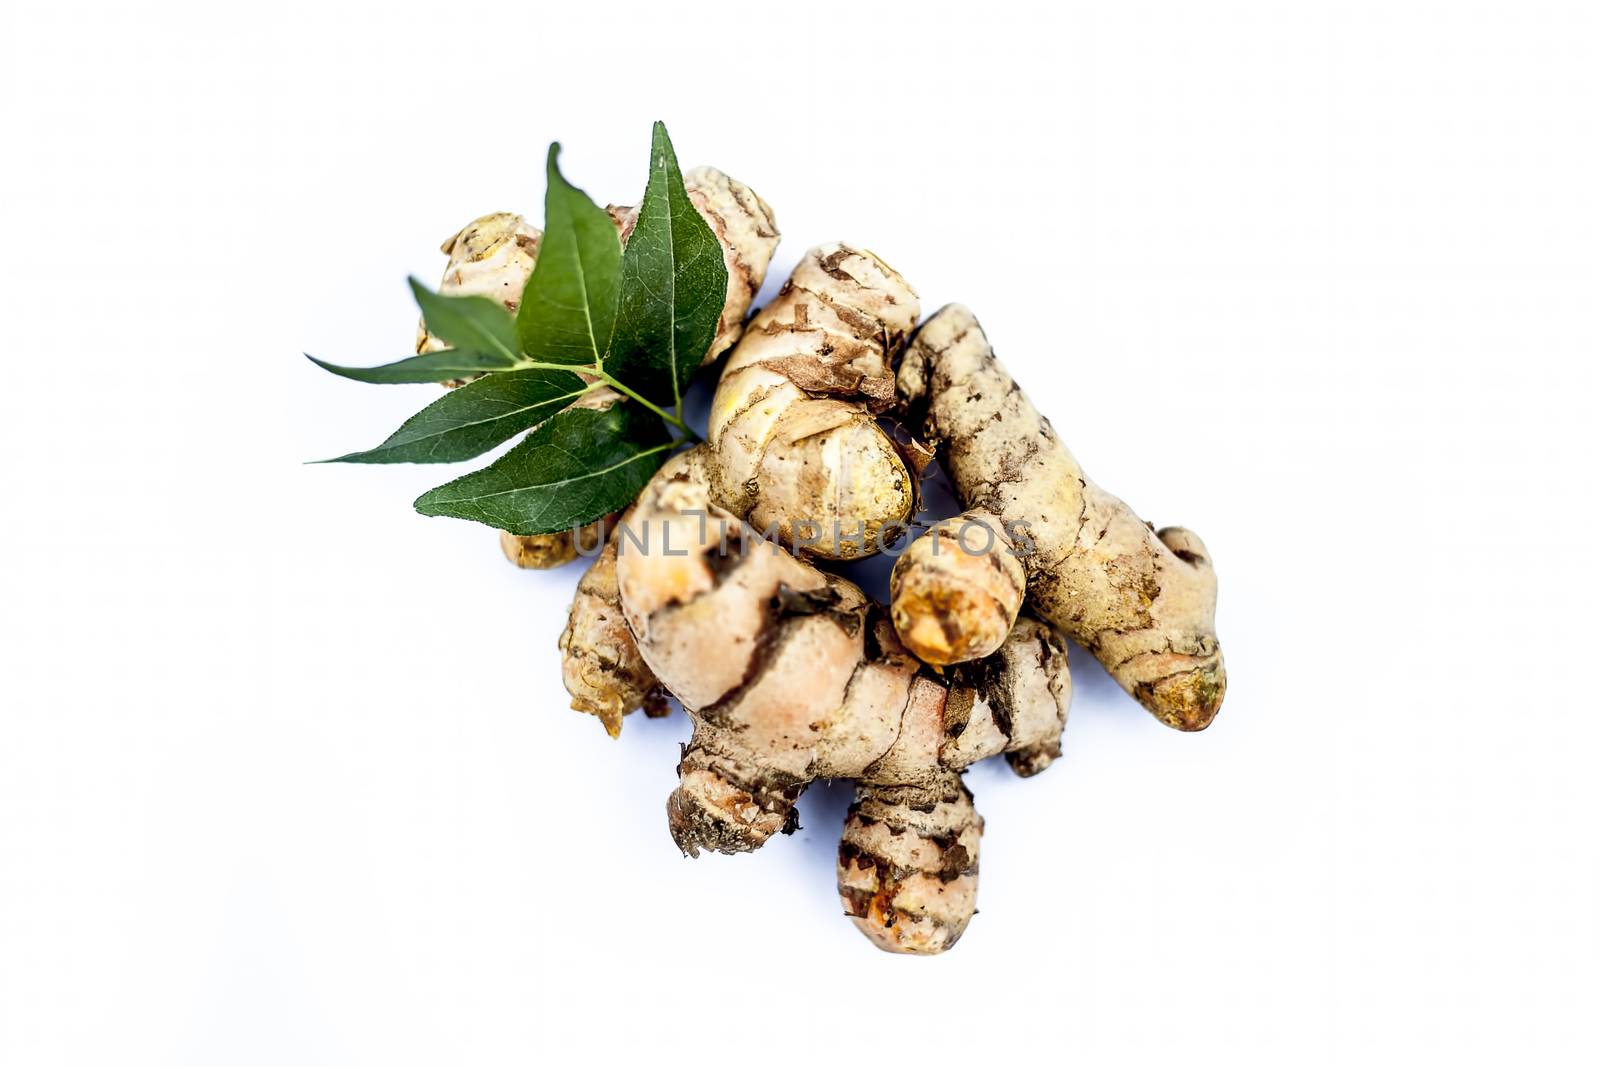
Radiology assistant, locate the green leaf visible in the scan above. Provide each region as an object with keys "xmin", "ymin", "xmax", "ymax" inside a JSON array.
[
  {"xmin": 414, "ymin": 402, "xmax": 674, "ymax": 534},
  {"xmin": 306, "ymin": 349, "xmax": 520, "ymax": 384},
  {"xmin": 409, "ymin": 278, "xmax": 520, "ymax": 361},
  {"xmin": 321, "ymin": 366, "xmax": 591, "ymax": 464},
  {"xmin": 516, "ymin": 144, "xmax": 623, "ymax": 366},
  {"xmin": 604, "ymin": 121, "xmax": 728, "ymax": 407}
]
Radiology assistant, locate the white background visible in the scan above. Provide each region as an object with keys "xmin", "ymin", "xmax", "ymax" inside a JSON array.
[{"xmin": 3, "ymin": 1, "xmax": 1596, "ymax": 1063}]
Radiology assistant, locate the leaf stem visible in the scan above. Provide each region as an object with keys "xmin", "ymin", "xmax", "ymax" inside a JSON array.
[
  {"xmin": 509, "ymin": 358, "xmax": 700, "ymax": 443},
  {"xmin": 596, "ymin": 374, "xmax": 700, "ymax": 442}
]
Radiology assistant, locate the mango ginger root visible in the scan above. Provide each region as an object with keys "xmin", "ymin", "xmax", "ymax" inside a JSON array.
[
  {"xmin": 898, "ymin": 305, "xmax": 1226, "ymax": 730},
  {"xmin": 707, "ymin": 244, "xmax": 919, "ymax": 560},
  {"xmin": 612, "ymin": 447, "xmax": 1070, "ymax": 953},
  {"xmin": 889, "ymin": 510, "xmax": 1025, "ymax": 666},
  {"xmin": 501, "ymin": 519, "xmax": 608, "ymax": 570},
  {"xmin": 556, "ymin": 515, "xmax": 668, "ymax": 737}
]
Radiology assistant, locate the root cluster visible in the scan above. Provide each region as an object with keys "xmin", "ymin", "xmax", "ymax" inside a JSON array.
[{"xmin": 433, "ymin": 174, "xmax": 1227, "ymax": 953}]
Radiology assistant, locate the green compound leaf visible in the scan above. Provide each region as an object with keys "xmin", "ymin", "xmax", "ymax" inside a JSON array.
[{"xmin": 413, "ymin": 402, "xmax": 674, "ymax": 534}]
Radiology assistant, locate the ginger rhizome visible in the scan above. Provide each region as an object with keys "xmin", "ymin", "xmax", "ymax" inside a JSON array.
[
  {"xmin": 707, "ymin": 244, "xmax": 919, "ymax": 559},
  {"xmin": 898, "ymin": 304, "xmax": 1226, "ymax": 730},
  {"xmin": 415, "ymin": 212, "xmax": 540, "ymax": 358},
  {"xmin": 549, "ymin": 289, "xmax": 1226, "ymax": 952},
  {"xmin": 889, "ymin": 510, "xmax": 1025, "ymax": 666},
  {"xmin": 610, "ymin": 447, "xmax": 1070, "ymax": 952},
  {"xmin": 419, "ymin": 168, "xmax": 779, "ymax": 568},
  {"xmin": 500, "ymin": 196, "xmax": 1225, "ymax": 947},
  {"xmin": 557, "ymin": 518, "xmax": 668, "ymax": 737},
  {"xmin": 501, "ymin": 517, "xmax": 608, "ymax": 570}
]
